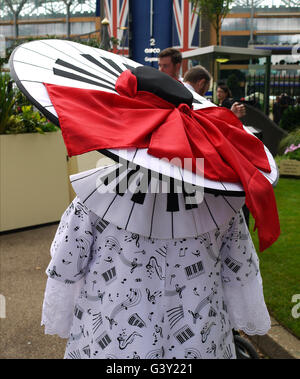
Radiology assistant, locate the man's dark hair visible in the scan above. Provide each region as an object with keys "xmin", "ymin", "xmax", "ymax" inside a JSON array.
[
  {"xmin": 183, "ymin": 65, "xmax": 211, "ymax": 84},
  {"xmin": 158, "ymin": 48, "xmax": 182, "ymax": 65}
]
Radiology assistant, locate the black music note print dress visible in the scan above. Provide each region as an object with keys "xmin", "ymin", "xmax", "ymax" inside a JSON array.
[{"xmin": 41, "ymin": 164, "xmax": 271, "ymax": 359}]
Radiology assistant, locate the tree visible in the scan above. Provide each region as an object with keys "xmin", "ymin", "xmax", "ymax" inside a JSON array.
[
  {"xmin": 189, "ymin": 0, "xmax": 234, "ymax": 45},
  {"xmin": 281, "ymin": 0, "xmax": 299, "ymax": 6},
  {"xmin": 4, "ymin": 0, "xmax": 28, "ymax": 38},
  {"xmin": 62, "ymin": 0, "xmax": 75, "ymax": 39}
]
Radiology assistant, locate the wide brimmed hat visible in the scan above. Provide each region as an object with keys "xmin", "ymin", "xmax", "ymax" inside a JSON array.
[{"xmin": 9, "ymin": 40, "xmax": 279, "ymax": 251}]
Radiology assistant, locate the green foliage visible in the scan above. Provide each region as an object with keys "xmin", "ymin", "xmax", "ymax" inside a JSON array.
[
  {"xmin": 14, "ymin": 87, "xmax": 32, "ymax": 108},
  {"xmin": 284, "ymin": 148, "xmax": 300, "ymax": 161},
  {"xmin": 189, "ymin": 0, "xmax": 234, "ymax": 45},
  {"xmin": 0, "ymin": 72, "xmax": 58, "ymax": 134},
  {"xmin": 249, "ymin": 178, "xmax": 300, "ymax": 338},
  {"xmin": 4, "ymin": 105, "xmax": 58, "ymax": 134},
  {"xmin": 277, "ymin": 128, "xmax": 300, "ymax": 155},
  {"xmin": 190, "ymin": 0, "xmax": 234, "ymax": 21},
  {"xmin": 73, "ymin": 37, "xmax": 101, "ymax": 48},
  {"xmin": 0, "ymin": 73, "xmax": 16, "ymax": 134},
  {"xmin": 110, "ymin": 36, "xmax": 120, "ymax": 47},
  {"xmin": 78, "ymin": 36, "xmax": 120, "ymax": 50},
  {"xmin": 279, "ymin": 105, "xmax": 300, "ymax": 133}
]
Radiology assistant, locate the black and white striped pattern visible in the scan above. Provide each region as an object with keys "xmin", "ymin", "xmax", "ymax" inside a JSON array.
[
  {"xmin": 9, "ymin": 39, "xmax": 140, "ymax": 125},
  {"xmin": 96, "ymin": 331, "xmax": 112, "ymax": 350},
  {"xmin": 70, "ymin": 164, "xmax": 246, "ymax": 239},
  {"xmin": 174, "ymin": 324, "xmax": 195, "ymax": 344},
  {"xmin": 184, "ymin": 261, "xmax": 205, "ymax": 280}
]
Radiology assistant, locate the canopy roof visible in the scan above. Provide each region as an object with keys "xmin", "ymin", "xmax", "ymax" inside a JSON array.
[{"xmin": 182, "ymin": 45, "xmax": 272, "ymax": 61}]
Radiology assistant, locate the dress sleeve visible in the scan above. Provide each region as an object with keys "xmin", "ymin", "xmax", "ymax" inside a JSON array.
[
  {"xmin": 41, "ymin": 197, "xmax": 94, "ymax": 338},
  {"xmin": 46, "ymin": 196, "xmax": 94, "ymax": 284},
  {"xmin": 220, "ymin": 210, "xmax": 271, "ymax": 336},
  {"xmin": 41, "ymin": 277, "xmax": 84, "ymax": 338}
]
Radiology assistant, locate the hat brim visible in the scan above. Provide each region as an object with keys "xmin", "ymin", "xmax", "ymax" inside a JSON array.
[{"xmin": 9, "ymin": 39, "xmax": 278, "ymax": 196}]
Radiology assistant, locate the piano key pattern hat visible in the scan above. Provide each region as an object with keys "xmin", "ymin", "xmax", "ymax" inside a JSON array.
[{"xmin": 9, "ymin": 40, "xmax": 280, "ymax": 250}]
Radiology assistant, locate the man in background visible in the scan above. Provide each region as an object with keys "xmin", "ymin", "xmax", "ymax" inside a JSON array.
[
  {"xmin": 183, "ymin": 65, "xmax": 211, "ymax": 97},
  {"xmin": 158, "ymin": 48, "xmax": 182, "ymax": 81},
  {"xmin": 183, "ymin": 65, "xmax": 246, "ymax": 119},
  {"xmin": 158, "ymin": 50, "xmax": 245, "ymax": 119}
]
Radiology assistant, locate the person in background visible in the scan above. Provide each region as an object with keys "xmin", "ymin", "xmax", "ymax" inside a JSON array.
[
  {"xmin": 216, "ymin": 83, "xmax": 248, "ymax": 223},
  {"xmin": 158, "ymin": 48, "xmax": 182, "ymax": 81},
  {"xmin": 216, "ymin": 83, "xmax": 246, "ymax": 120},
  {"xmin": 183, "ymin": 65, "xmax": 211, "ymax": 97},
  {"xmin": 183, "ymin": 67, "xmax": 246, "ymax": 120},
  {"xmin": 216, "ymin": 83, "xmax": 233, "ymax": 108},
  {"xmin": 272, "ymin": 96, "xmax": 281, "ymax": 124},
  {"xmin": 279, "ymin": 93, "xmax": 292, "ymax": 117}
]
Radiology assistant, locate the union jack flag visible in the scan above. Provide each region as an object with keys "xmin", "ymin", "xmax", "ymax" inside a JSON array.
[
  {"xmin": 172, "ymin": 0, "xmax": 200, "ymax": 52},
  {"xmin": 103, "ymin": 0, "xmax": 129, "ymax": 55}
]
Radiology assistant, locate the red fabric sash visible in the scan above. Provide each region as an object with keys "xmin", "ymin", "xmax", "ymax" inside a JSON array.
[{"xmin": 44, "ymin": 70, "xmax": 280, "ymax": 251}]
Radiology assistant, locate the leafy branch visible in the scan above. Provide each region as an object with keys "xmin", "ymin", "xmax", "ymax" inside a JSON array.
[{"xmin": 189, "ymin": 0, "xmax": 234, "ymax": 45}]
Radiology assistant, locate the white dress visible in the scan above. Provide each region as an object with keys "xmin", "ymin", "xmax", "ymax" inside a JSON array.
[{"xmin": 41, "ymin": 164, "xmax": 271, "ymax": 359}]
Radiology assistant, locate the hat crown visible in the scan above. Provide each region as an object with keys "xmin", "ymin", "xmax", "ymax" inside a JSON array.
[{"xmin": 132, "ymin": 66, "xmax": 193, "ymax": 108}]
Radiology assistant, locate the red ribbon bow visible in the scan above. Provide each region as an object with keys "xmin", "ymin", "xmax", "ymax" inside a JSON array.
[{"xmin": 44, "ymin": 69, "xmax": 280, "ymax": 251}]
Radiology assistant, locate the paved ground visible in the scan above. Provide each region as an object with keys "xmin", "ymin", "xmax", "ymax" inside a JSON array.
[
  {"xmin": 1, "ymin": 223, "xmax": 299, "ymax": 359},
  {"xmin": 0, "ymin": 223, "xmax": 66, "ymax": 359}
]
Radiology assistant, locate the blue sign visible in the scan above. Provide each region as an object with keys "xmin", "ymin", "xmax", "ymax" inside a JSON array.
[
  {"xmin": 129, "ymin": 0, "xmax": 173, "ymax": 67},
  {"xmin": 97, "ymin": 1, "xmax": 199, "ymax": 67}
]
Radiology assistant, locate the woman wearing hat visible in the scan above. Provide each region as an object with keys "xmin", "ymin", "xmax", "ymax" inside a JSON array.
[{"xmin": 10, "ymin": 40, "xmax": 280, "ymax": 359}]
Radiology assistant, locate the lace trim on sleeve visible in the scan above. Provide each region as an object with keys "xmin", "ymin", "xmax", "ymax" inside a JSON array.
[
  {"xmin": 224, "ymin": 273, "xmax": 271, "ymax": 335},
  {"xmin": 221, "ymin": 210, "xmax": 271, "ymax": 336},
  {"xmin": 41, "ymin": 277, "xmax": 83, "ymax": 338}
]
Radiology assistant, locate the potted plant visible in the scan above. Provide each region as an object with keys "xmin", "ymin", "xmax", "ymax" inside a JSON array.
[
  {"xmin": 0, "ymin": 73, "xmax": 20, "ymax": 133},
  {"xmin": 277, "ymin": 128, "xmax": 300, "ymax": 177},
  {"xmin": 0, "ymin": 73, "xmax": 70, "ymax": 232}
]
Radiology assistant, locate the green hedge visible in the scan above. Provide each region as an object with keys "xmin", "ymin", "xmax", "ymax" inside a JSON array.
[
  {"xmin": 0, "ymin": 72, "xmax": 58, "ymax": 134},
  {"xmin": 279, "ymin": 106, "xmax": 300, "ymax": 133}
]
